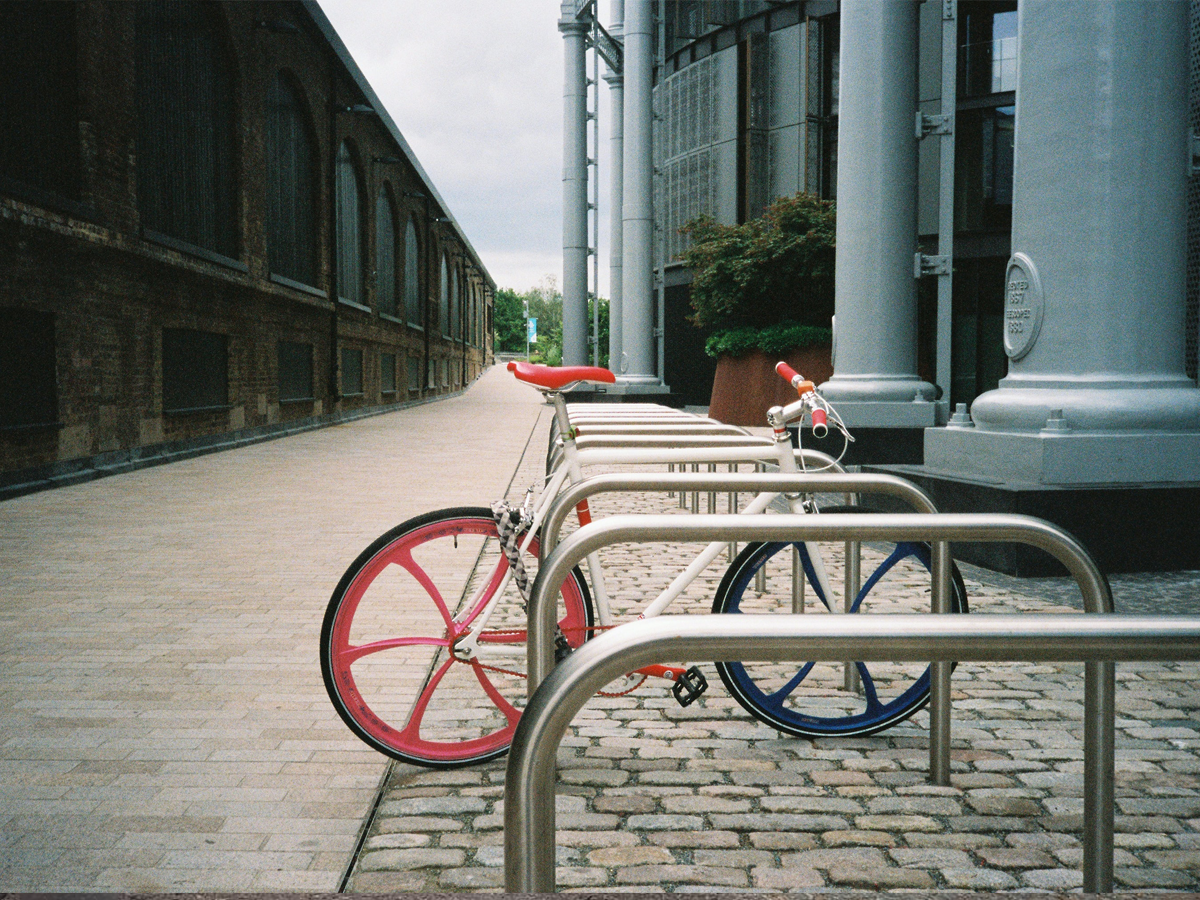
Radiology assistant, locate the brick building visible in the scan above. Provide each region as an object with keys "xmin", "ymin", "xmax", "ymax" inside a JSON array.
[{"xmin": 1, "ymin": 0, "xmax": 494, "ymax": 498}]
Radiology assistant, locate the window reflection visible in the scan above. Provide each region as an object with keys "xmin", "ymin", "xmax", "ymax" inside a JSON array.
[
  {"xmin": 956, "ymin": 105, "xmax": 1014, "ymax": 231},
  {"xmin": 959, "ymin": 3, "xmax": 1017, "ymax": 98}
]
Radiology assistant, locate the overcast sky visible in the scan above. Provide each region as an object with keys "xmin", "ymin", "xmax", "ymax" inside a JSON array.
[{"xmin": 317, "ymin": 0, "xmax": 613, "ymax": 296}]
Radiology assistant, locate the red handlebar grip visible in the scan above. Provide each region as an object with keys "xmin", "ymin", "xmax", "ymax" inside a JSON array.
[
  {"xmin": 775, "ymin": 361, "xmax": 801, "ymax": 385},
  {"xmin": 811, "ymin": 408, "xmax": 828, "ymax": 430}
]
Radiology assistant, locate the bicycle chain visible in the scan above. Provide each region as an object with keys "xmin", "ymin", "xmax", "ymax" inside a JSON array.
[{"xmin": 456, "ymin": 624, "xmax": 648, "ymax": 697}]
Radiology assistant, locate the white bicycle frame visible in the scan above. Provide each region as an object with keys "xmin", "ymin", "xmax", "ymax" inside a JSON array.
[{"xmin": 450, "ymin": 385, "xmax": 841, "ymax": 662}]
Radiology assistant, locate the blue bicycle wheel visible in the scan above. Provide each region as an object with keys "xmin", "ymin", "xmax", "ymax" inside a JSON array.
[{"xmin": 712, "ymin": 506, "xmax": 968, "ymax": 738}]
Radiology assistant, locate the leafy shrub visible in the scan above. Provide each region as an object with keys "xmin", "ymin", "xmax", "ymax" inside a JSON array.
[
  {"xmin": 680, "ymin": 193, "xmax": 835, "ymax": 332},
  {"xmin": 704, "ymin": 322, "xmax": 832, "ymax": 359}
]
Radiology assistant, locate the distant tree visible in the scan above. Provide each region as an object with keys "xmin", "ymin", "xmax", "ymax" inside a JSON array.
[
  {"xmin": 494, "ymin": 288, "xmax": 526, "ymax": 352},
  {"xmin": 495, "ymin": 277, "xmax": 608, "ymax": 368}
]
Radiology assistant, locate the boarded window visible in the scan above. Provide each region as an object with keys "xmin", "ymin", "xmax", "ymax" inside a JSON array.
[
  {"xmin": 266, "ymin": 73, "xmax": 317, "ymax": 287},
  {"xmin": 404, "ymin": 218, "xmax": 421, "ymax": 326},
  {"xmin": 336, "ymin": 142, "xmax": 364, "ymax": 304},
  {"xmin": 0, "ymin": 2, "xmax": 80, "ymax": 202},
  {"xmin": 376, "ymin": 188, "xmax": 397, "ymax": 316},
  {"xmin": 277, "ymin": 340, "xmax": 313, "ymax": 402},
  {"xmin": 381, "ymin": 351, "xmax": 397, "ymax": 394},
  {"xmin": 0, "ymin": 308, "xmax": 57, "ymax": 428},
  {"xmin": 136, "ymin": 2, "xmax": 238, "ymax": 259},
  {"xmin": 341, "ymin": 347, "xmax": 363, "ymax": 396},
  {"xmin": 162, "ymin": 328, "xmax": 227, "ymax": 413}
]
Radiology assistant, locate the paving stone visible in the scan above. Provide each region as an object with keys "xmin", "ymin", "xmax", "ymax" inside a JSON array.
[
  {"xmin": 625, "ymin": 813, "xmax": 705, "ymax": 831},
  {"xmin": 588, "ymin": 845, "xmax": 675, "ymax": 866},
  {"xmin": 826, "ymin": 864, "xmax": 934, "ymax": 889},
  {"xmin": 615, "ymin": 864, "xmax": 747, "ymax": 886},
  {"xmin": 781, "ymin": 847, "xmax": 888, "ymax": 869},
  {"xmin": 888, "ymin": 847, "xmax": 972, "ymax": 868},
  {"xmin": 941, "ymin": 866, "xmax": 1019, "ymax": 890},
  {"xmin": 357, "ymin": 847, "xmax": 465, "ymax": 871},
  {"xmin": 1021, "ymin": 866, "xmax": 1084, "ymax": 890},
  {"xmin": 751, "ymin": 864, "xmax": 823, "ymax": 889},
  {"xmin": 977, "ymin": 846, "xmax": 1056, "ymax": 868},
  {"xmin": 648, "ymin": 830, "xmax": 742, "ymax": 849},
  {"xmin": 856, "ymin": 814, "xmax": 941, "ymax": 832}
]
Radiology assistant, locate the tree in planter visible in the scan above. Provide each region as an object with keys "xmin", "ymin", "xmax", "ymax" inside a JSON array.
[
  {"xmin": 680, "ymin": 192, "xmax": 835, "ymax": 355},
  {"xmin": 679, "ymin": 193, "xmax": 836, "ymax": 424}
]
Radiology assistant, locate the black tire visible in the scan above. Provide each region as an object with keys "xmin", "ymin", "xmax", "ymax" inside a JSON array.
[{"xmin": 712, "ymin": 505, "xmax": 968, "ymax": 738}]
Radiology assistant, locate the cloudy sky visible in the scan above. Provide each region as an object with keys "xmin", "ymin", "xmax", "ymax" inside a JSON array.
[{"xmin": 317, "ymin": 0, "xmax": 613, "ymax": 296}]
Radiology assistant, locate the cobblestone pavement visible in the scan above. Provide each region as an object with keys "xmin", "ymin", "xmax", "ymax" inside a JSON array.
[
  {"xmin": 4, "ymin": 365, "xmax": 1198, "ymax": 893},
  {"xmin": 345, "ymin": 405, "xmax": 1200, "ymax": 893}
]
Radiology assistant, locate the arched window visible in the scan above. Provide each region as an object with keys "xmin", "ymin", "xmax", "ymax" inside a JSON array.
[
  {"xmin": 404, "ymin": 217, "xmax": 421, "ymax": 326},
  {"xmin": 439, "ymin": 253, "xmax": 450, "ymax": 338},
  {"xmin": 136, "ymin": 1, "xmax": 238, "ymax": 258},
  {"xmin": 376, "ymin": 187, "xmax": 397, "ymax": 316},
  {"xmin": 1, "ymin": 2, "xmax": 80, "ymax": 201},
  {"xmin": 450, "ymin": 267, "xmax": 461, "ymax": 341},
  {"xmin": 265, "ymin": 72, "xmax": 317, "ymax": 287},
  {"xmin": 335, "ymin": 141, "xmax": 364, "ymax": 305}
]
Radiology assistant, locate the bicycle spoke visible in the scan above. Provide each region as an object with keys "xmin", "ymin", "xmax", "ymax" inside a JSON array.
[
  {"xmin": 470, "ymin": 661, "xmax": 522, "ymax": 725},
  {"xmin": 392, "ymin": 547, "xmax": 454, "ymax": 629},
  {"xmin": 338, "ymin": 634, "xmax": 450, "ymax": 666},
  {"xmin": 397, "ymin": 653, "xmax": 457, "ymax": 744},
  {"xmin": 764, "ymin": 661, "xmax": 817, "ymax": 707}
]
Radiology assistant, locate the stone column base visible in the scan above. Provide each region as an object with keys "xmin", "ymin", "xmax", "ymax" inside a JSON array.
[{"xmin": 925, "ymin": 426, "xmax": 1200, "ymax": 486}]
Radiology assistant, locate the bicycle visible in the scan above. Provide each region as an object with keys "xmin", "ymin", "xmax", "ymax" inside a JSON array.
[{"xmin": 320, "ymin": 361, "xmax": 968, "ymax": 768}]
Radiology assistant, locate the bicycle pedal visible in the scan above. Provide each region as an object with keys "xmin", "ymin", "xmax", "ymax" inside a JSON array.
[
  {"xmin": 671, "ymin": 666, "xmax": 708, "ymax": 707},
  {"xmin": 554, "ymin": 631, "xmax": 573, "ymax": 663}
]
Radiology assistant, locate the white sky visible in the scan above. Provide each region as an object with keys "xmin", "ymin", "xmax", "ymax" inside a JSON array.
[{"xmin": 317, "ymin": 0, "xmax": 614, "ymax": 296}]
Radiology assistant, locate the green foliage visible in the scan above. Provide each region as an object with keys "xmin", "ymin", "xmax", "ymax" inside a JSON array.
[
  {"xmin": 679, "ymin": 192, "xmax": 835, "ymax": 332},
  {"xmin": 704, "ymin": 322, "xmax": 832, "ymax": 359},
  {"xmin": 493, "ymin": 288, "xmax": 527, "ymax": 352},
  {"xmin": 496, "ymin": 279, "xmax": 609, "ymax": 369}
]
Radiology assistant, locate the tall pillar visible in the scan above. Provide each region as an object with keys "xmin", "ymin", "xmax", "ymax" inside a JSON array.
[
  {"xmin": 619, "ymin": 0, "xmax": 660, "ymax": 384},
  {"xmin": 604, "ymin": 0, "xmax": 624, "ymax": 371},
  {"xmin": 818, "ymin": 0, "xmax": 936, "ymax": 426},
  {"xmin": 560, "ymin": 4, "xmax": 589, "ymax": 366},
  {"xmin": 926, "ymin": 0, "xmax": 1200, "ymax": 484}
]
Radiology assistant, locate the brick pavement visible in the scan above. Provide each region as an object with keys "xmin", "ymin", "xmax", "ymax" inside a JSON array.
[
  {"xmin": 3, "ymin": 363, "xmax": 1199, "ymax": 893},
  {"xmin": 0, "ymin": 366, "xmax": 546, "ymax": 891}
]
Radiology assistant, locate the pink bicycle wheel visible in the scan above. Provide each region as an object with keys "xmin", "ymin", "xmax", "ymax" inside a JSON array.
[{"xmin": 321, "ymin": 507, "xmax": 593, "ymax": 768}]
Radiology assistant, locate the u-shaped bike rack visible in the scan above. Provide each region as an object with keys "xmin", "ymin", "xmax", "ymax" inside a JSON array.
[
  {"xmin": 505, "ymin": 610, "xmax": 1200, "ymax": 893},
  {"xmin": 514, "ymin": 510, "xmax": 1135, "ymax": 892}
]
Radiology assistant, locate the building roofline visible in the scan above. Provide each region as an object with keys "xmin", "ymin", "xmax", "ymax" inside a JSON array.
[{"xmin": 300, "ymin": 0, "xmax": 496, "ymax": 292}]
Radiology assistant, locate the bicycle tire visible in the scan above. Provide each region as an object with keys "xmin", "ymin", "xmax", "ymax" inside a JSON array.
[
  {"xmin": 712, "ymin": 505, "xmax": 968, "ymax": 738},
  {"xmin": 321, "ymin": 506, "xmax": 593, "ymax": 768}
]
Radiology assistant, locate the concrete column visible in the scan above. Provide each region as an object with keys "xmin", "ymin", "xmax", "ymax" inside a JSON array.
[
  {"xmin": 619, "ymin": 0, "xmax": 659, "ymax": 383},
  {"xmin": 926, "ymin": 0, "xmax": 1200, "ymax": 484},
  {"xmin": 604, "ymin": 0, "xmax": 624, "ymax": 371},
  {"xmin": 560, "ymin": 4, "xmax": 589, "ymax": 367},
  {"xmin": 818, "ymin": 0, "xmax": 936, "ymax": 426}
]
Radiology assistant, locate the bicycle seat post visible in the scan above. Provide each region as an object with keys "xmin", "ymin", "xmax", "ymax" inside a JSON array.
[{"xmin": 547, "ymin": 390, "xmax": 573, "ymax": 441}]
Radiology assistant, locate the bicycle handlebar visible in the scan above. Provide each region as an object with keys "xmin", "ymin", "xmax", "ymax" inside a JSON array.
[{"xmin": 775, "ymin": 361, "xmax": 829, "ymax": 438}]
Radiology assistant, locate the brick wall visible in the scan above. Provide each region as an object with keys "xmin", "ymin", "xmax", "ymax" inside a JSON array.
[{"xmin": 0, "ymin": 0, "xmax": 494, "ymax": 491}]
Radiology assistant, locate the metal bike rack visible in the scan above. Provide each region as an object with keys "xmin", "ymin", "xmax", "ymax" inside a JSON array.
[
  {"xmin": 504, "ymin": 612, "xmax": 1200, "ymax": 894},
  {"xmin": 526, "ymin": 514, "xmax": 1112, "ymax": 794},
  {"xmin": 539, "ymin": 470, "xmax": 943, "ymax": 556}
]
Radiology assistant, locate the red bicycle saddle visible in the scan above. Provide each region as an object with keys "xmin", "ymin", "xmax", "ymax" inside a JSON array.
[{"xmin": 507, "ymin": 360, "xmax": 616, "ymax": 390}]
